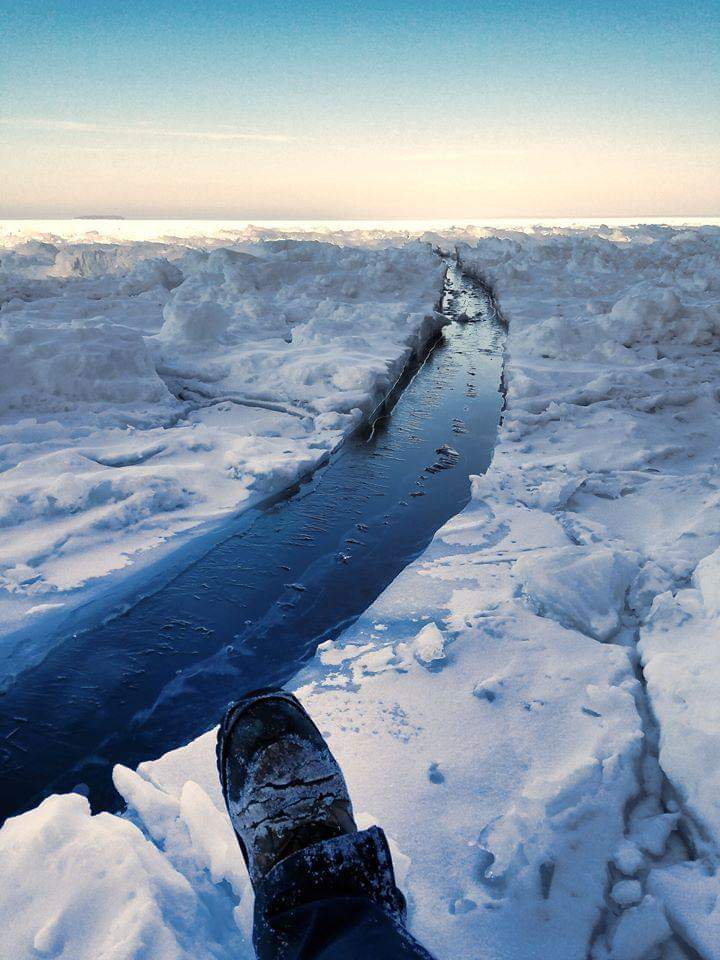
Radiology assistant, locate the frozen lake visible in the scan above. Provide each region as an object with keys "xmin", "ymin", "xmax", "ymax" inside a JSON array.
[{"xmin": 0, "ymin": 263, "xmax": 505, "ymax": 821}]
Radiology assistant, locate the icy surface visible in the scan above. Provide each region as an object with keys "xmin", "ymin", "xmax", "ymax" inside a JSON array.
[
  {"xmin": 0, "ymin": 230, "xmax": 445, "ymax": 676},
  {"xmin": 2, "ymin": 222, "xmax": 720, "ymax": 959}
]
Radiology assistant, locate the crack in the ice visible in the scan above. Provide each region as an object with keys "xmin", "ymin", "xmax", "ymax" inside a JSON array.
[{"xmin": 589, "ymin": 604, "xmax": 706, "ymax": 960}]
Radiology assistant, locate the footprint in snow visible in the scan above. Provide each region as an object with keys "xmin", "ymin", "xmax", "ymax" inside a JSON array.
[
  {"xmin": 428, "ymin": 762, "xmax": 445, "ymax": 784},
  {"xmin": 449, "ymin": 897, "xmax": 477, "ymax": 914}
]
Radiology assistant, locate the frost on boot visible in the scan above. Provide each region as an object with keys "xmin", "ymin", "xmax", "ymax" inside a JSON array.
[{"xmin": 216, "ymin": 688, "xmax": 357, "ymax": 885}]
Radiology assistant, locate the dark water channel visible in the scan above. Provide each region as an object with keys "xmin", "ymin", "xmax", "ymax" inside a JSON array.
[{"xmin": 0, "ymin": 262, "xmax": 505, "ymax": 822}]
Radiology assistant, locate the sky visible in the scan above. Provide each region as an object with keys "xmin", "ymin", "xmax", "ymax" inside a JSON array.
[{"xmin": 1, "ymin": 0, "xmax": 718, "ymax": 218}]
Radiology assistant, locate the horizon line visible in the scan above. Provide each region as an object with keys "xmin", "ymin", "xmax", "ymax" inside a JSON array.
[{"xmin": 1, "ymin": 214, "xmax": 719, "ymax": 223}]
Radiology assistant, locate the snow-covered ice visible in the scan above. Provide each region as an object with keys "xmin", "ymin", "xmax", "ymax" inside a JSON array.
[
  {"xmin": 2, "ymin": 221, "xmax": 720, "ymax": 959},
  {"xmin": 0, "ymin": 228, "xmax": 445, "ymax": 678}
]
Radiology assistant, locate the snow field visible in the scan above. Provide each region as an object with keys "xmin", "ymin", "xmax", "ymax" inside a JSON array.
[{"xmin": 2, "ymin": 223, "xmax": 720, "ymax": 959}]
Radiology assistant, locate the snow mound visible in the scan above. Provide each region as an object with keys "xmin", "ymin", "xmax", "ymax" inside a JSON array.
[
  {"xmin": 0, "ymin": 317, "xmax": 171, "ymax": 412},
  {"xmin": 0, "ymin": 792, "xmax": 245, "ymax": 960},
  {"xmin": 514, "ymin": 545, "xmax": 637, "ymax": 641}
]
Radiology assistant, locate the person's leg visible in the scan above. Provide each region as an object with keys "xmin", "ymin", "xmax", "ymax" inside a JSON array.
[
  {"xmin": 216, "ymin": 687, "xmax": 436, "ymax": 960},
  {"xmin": 253, "ymin": 826, "xmax": 434, "ymax": 960}
]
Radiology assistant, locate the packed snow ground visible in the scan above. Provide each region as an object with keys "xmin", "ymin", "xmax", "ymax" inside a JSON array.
[
  {"xmin": 0, "ymin": 229, "xmax": 445, "ymax": 679},
  {"xmin": 3, "ymin": 222, "xmax": 720, "ymax": 960}
]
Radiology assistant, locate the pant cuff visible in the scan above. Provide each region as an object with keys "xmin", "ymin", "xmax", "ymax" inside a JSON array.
[{"xmin": 256, "ymin": 825, "xmax": 407, "ymax": 922}]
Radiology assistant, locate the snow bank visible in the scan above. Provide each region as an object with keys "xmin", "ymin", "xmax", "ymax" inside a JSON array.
[
  {"xmin": 0, "ymin": 233, "xmax": 445, "ymax": 677},
  {"xmin": 2, "ymin": 222, "xmax": 720, "ymax": 959},
  {"xmin": 0, "ymin": 791, "xmax": 248, "ymax": 959}
]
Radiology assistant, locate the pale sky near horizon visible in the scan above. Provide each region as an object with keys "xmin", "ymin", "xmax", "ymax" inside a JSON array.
[{"xmin": 1, "ymin": 0, "xmax": 718, "ymax": 218}]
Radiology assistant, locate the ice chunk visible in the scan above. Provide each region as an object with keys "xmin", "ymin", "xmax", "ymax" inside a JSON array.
[
  {"xmin": 629, "ymin": 811, "xmax": 679, "ymax": 857},
  {"xmin": 411, "ymin": 622, "xmax": 447, "ymax": 665},
  {"xmin": 514, "ymin": 545, "xmax": 636, "ymax": 641},
  {"xmin": 693, "ymin": 546, "xmax": 720, "ymax": 617},
  {"xmin": 160, "ymin": 297, "xmax": 231, "ymax": 344},
  {"xmin": 611, "ymin": 879, "xmax": 643, "ymax": 907},
  {"xmin": 609, "ymin": 896, "xmax": 672, "ymax": 960},
  {"xmin": 613, "ymin": 840, "xmax": 644, "ymax": 876},
  {"xmin": 179, "ymin": 780, "xmax": 249, "ymax": 895},
  {"xmin": 649, "ymin": 862, "xmax": 720, "ymax": 960}
]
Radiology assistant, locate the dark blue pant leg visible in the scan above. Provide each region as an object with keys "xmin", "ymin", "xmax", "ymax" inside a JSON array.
[{"xmin": 253, "ymin": 826, "xmax": 436, "ymax": 960}]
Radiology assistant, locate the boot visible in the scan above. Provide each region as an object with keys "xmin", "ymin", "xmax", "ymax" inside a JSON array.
[{"xmin": 216, "ymin": 687, "xmax": 357, "ymax": 885}]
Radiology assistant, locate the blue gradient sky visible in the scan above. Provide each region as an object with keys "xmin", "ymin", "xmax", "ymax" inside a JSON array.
[{"xmin": 1, "ymin": 0, "xmax": 718, "ymax": 217}]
